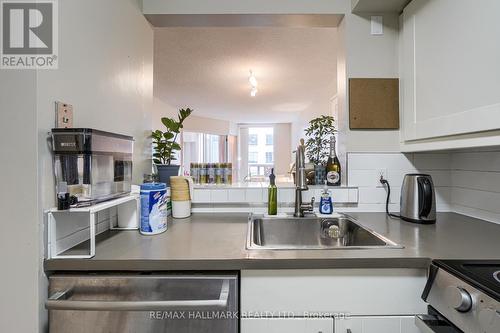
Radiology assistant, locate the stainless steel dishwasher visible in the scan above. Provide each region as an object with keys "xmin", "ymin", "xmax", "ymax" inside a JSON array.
[{"xmin": 46, "ymin": 273, "xmax": 238, "ymax": 333}]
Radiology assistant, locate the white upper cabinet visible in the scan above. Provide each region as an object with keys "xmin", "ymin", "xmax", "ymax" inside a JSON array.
[{"xmin": 400, "ymin": 0, "xmax": 500, "ymax": 149}]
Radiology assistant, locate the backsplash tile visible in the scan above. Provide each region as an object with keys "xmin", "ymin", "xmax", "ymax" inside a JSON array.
[
  {"xmin": 413, "ymin": 153, "xmax": 451, "ymax": 170},
  {"xmin": 449, "ymin": 149, "xmax": 500, "ymax": 224},
  {"xmin": 347, "ymin": 152, "xmax": 452, "ymax": 213}
]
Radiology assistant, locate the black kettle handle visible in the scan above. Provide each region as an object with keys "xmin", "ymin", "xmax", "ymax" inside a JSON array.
[{"xmin": 418, "ymin": 177, "xmax": 432, "ymax": 218}]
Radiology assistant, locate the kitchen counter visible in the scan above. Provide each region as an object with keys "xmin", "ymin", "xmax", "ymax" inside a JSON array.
[{"xmin": 44, "ymin": 212, "xmax": 500, "ymax": 272}]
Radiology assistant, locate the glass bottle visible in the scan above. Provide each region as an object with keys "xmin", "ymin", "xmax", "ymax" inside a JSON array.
[
  {"xmin": 267, "ymin": 168, "xmax": 277, "ymax": 215},
  {"xmin": 199, "ymin": 163, "xmax": 207, "ymax": 184},
  {"xmin": 226, "ymin": 163, "xmax": 233, "ymax": 185},
  {"xmin": 326, "ymin": 136, "xmax": 341, "ymax": 186},
  {"xmin": 215, "ymin": 163, "xmax": 223, "ymax": 184}
]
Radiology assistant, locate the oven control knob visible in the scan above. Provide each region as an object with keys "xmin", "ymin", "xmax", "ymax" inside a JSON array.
[
  {"xmin": 479, "ymin": 308, "xmax": 500, "ymax": 333},
  {"xmin": 445, "ymin": 286, "xmax": 472, "ymax": 312}
]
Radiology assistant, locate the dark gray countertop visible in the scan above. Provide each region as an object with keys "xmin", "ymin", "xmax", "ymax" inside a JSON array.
[{"xmin": 44, "ymin": 212, "xmax": 500, "ymax": 272}]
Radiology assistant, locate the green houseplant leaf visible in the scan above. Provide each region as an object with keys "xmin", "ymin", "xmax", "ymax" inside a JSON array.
[
  {"xmin": 303, "ymin": 115, "xmax": 337, "ymax": 166},
  {"xmin": 152, "ymin": 108, "xmax": 193, "ymax": 165}
]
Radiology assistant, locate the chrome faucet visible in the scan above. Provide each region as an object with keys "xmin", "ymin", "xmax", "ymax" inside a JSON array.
[{"xmin": 294, "ymin": 139, "xmax": 315, "ymax": 217}]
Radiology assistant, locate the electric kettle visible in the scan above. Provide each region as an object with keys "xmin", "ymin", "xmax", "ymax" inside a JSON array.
[{"xmin": 400, "ymin": 174, "xmax": 436, "ymax": 224}]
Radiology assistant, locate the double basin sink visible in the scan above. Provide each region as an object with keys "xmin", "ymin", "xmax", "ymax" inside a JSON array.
[{"xmin": 246, "ymin": 214, "xmax": 402, "ymax": 250}]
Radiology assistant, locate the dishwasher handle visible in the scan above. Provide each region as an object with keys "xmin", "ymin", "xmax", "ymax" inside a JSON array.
[{"xmin": 46, "ymin": 279, "xmax": 230, "ymax": 311}]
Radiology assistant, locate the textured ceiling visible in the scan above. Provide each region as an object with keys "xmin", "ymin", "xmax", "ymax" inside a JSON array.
[{"xmin": 154, "ymin": 27, "xmax": 337, "ymax": 123}]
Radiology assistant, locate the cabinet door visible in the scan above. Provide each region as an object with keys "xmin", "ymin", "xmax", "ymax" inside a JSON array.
[
  {"xmin": 241, "ymin": 318, "xmax": 333, "ymax": 333},
  {"xmin": 400, "ymin": 0, "xmax": 500, "ymax": 142},
  {"xmin": 335, "ymin": 316, "xmax": 420, "ymax": 333}
]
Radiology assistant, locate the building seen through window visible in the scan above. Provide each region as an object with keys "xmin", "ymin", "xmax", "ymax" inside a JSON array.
[{"xmin": 248, "ymin": 127, "xmax": 274, "ymax": 178}]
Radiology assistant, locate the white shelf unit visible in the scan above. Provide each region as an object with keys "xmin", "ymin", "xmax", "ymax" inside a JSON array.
[{"xmin": 47, "ymin": 194, "xmax": 140, "ymax": 259}]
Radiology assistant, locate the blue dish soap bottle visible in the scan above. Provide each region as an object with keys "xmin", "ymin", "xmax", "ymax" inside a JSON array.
[{"xmin": 319, "ymin": 181, "xmax": 333, "ymax": 215}]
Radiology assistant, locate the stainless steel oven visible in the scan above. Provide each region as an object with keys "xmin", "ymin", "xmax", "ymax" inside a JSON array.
[
  {"xmin": 417, "ymin": 260, "xmax": 499, "ymax": 333},
  {"xmin": 46, "ymin": 273, "xmax": 238, "ymax": 333}
]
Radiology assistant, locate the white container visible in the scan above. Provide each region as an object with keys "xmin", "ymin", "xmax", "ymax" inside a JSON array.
[
  {"xmin": 171, "ymin": 176, "xmax": 193, "ymax": 219},
  {"xmin": 117, "ymin": 198, "xmax": 139, "ymax": 229},
  {"xmin": 172, "ymin": 200, "xmax": 191, "ymax": 219}
]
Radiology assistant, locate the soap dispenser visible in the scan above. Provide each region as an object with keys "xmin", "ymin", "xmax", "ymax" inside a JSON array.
[
  {"xmin": 268, "ymin": 168, "xmax": 278, "ymax": 215},
  {"xmin": 319, "ymin": 181, "xmax": 333, "ymax": 215}
]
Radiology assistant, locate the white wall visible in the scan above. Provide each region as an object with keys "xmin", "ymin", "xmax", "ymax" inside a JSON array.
[
  {"xmin": 0, "ymin": 1, "xmax": 153, "ymax": 331},
  {"xmin": 0, "ymin": 72, "xmax": 39, "ymax": 332},
  {"xmin": 152, "ymin": 83, "xmax": 236, "ymax": 137},
  {"xmin": 338, "ymin": 12, "xmax": 401, "ymax": 153},
  {"xmin": 184, "ymin": 115, "xmax": 235, "ymax": 136},
  {"xmin": 273, "ymin": 123, "xmax": 292, "ymax": 176}
]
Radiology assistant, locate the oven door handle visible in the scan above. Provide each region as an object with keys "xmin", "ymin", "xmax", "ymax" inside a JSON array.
[
  {"xmin": 46, "ymin": 279, "xmax": 230, "ymax": 311},
  {"xmin": 415, "ymin": 315, "xmax": 462, "ymax": 333}
]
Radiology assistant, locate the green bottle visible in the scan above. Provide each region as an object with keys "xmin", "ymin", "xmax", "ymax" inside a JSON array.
[{"xmin": 268, "ymin": 168, "xmax": 278, "ymax": 215}]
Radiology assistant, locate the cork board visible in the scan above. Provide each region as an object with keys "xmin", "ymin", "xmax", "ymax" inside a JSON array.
[{"xmin": 349, "ymin": 78, "xmax": 399, "ymax": 129}]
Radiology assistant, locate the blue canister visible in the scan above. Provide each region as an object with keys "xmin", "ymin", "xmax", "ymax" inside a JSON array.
[{"xmin": 140, "ymin": 183, "xmax": 168, "ymax": 235}]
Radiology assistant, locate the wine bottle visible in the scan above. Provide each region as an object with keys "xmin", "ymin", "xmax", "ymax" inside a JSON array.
[
  {"xmin": 267, "ymin": 168, "xmax": 277, "ymax": 215},
  {"xmin": 326, "ymin": 136, "xmax": 341, "ymax": 186}
]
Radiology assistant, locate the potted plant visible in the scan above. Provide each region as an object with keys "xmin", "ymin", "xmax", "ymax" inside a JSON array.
[
  {"xmin": 152, "ymin": 108, "xmax": 193, "ymax": 185},
  {"xmin": 304, "ymin": 115, "xmax": 337, "ymax": 185}
]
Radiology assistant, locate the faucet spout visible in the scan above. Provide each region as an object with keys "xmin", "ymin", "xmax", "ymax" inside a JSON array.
[
  {"xmin": 295, "ymin": 139, "xmax": 308, "ymax": 191},
  {"xmin": 294, "ymin": 139, "xmax": 314, "ymax": 217}
]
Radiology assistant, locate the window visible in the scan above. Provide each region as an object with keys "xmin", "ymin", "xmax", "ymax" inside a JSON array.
[
  {"xmin": 265, "ymin": 134, "xmax": 273, "ymax": 145},
  {"xmin": 181, "ymin": 131, "xmax": 228, "ymax": 173},
  {"xmin": 249, "ymin": 134, "xmax": 258, "ymax": 145},
  {"xmin": 248, "ymin": 152, "xmax": 258, "ymax": 163},
  {"xmin": 265, "ymin": 152, "xmax": 273, "ymax": 163},
  {"xmin": 245, "ymin": 127, "xmax": 274, "ymax": 180}
]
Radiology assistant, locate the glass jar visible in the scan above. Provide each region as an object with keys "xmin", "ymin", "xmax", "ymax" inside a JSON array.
[
  {"xmin": 225, "ymin": 163, "xmax": 233, "ymax": 185},
  {"xmin": 215, "ymin": 163, "xmax": 223, "ymax": 184},
  {"xmin": 220, "ymin": 163, "xmax": 227, "ymax": 184},
  {"xmin": 190, "ymin": 162, "xmax": 199, "ymax": 184},
  {"xmin": 199, "ymin": 163, "xmax": 207, "ymax": 184},
  {"xmin": 207, "ymin": 163, "xmax": 215, "ymax": 184}
]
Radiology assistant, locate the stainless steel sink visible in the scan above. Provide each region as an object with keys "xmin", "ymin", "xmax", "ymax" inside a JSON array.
[{"xmin": 246, "ymin": 214, "xmax": 402, "ymax": 250}]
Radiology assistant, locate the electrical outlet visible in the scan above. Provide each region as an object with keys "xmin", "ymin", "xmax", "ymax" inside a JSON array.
[
  {"xmin": 55, "ymin": 101, "xmax": 73, "ymax": 128},
  {"xmin": 377, "ymin": 168, "xmax": 387, "ymax": 185},
  {"xmin": 371, "ymin": 16, "xmax": 383, "ymax": 35}
]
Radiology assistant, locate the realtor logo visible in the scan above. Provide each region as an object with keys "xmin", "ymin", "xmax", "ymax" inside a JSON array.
[{"xmin": 1, "ymin": 0, "xmax": 58, "ymax": 69}]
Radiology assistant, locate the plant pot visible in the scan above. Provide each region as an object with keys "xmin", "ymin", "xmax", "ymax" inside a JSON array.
[
  {"xmin": 156, "ymin": 164, "xmax": 180, "ymax": 186},
  {"xmin": 314, "ymin": 165, "xmax": 326, "ymax": 185}
]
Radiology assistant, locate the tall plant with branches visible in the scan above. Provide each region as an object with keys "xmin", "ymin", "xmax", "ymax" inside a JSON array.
[
  {"xmin": 304, "ymin": 115, "xmax": 337, "ymax": 166},
  {"xmin": 152, "ymin": 108, "xmax": 193, "ymax": 165}
]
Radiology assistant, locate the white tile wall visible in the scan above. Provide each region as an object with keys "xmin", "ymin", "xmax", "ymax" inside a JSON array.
[
  {"xmin": 450, "ymin": 150, "xmax": 500, "ymax": 224},
  {"xmin": 347, "ymin": 152, "xmax": 452, "ymax": 212}
]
